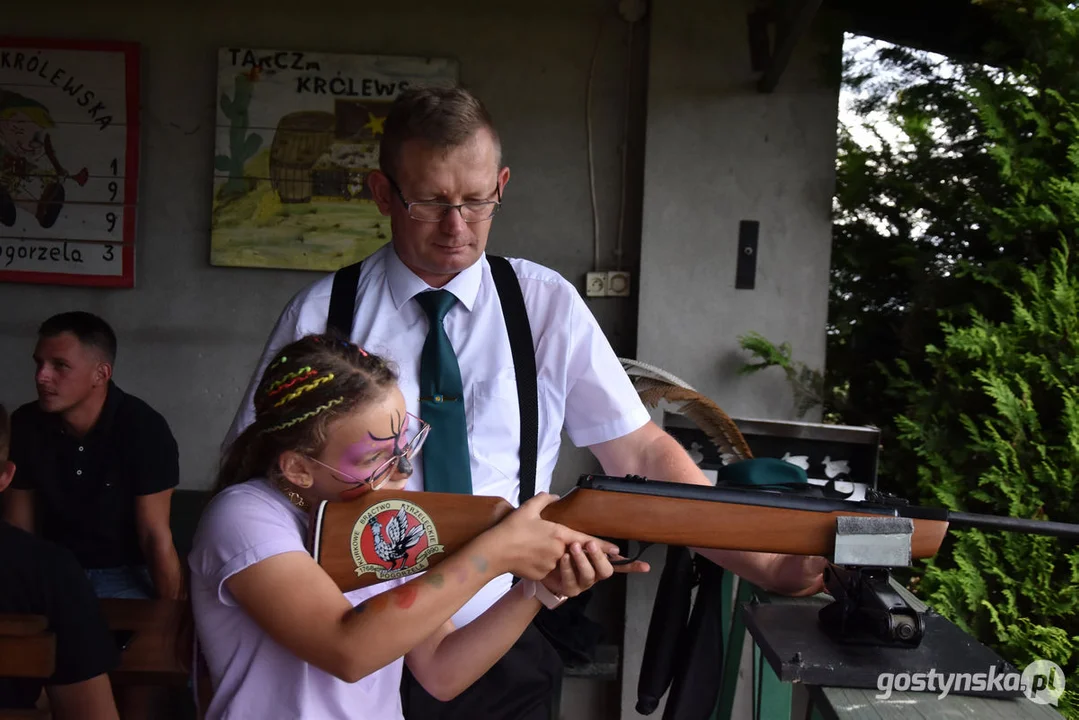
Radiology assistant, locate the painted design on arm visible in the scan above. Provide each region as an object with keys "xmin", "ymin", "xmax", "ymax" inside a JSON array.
[
  {"xmin": 393, "ymin": 583, "xmax": 419, "ymax": 609},
  {"xmin": 352, "ymin": 591, "xmax": 391, "ymax": 615}
]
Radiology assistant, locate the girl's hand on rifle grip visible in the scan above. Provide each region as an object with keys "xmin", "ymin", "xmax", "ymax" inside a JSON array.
[
  {"xmin": 487, "ymin": 492, "xmax": 621, "ymax": 582},
  {"xmin": 540, "ymin": 540, "xmax": 649, "ymax": 598}
]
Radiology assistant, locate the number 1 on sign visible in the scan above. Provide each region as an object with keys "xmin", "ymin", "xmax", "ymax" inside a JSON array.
[{"xmin": 110, "ymin": 158, "xmax": 118, "ymax": 176}]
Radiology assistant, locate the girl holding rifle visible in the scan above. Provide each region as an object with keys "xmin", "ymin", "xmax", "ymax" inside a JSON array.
[{"xmin": 187, "ymin": 333, "xmax": 645, "ymax": 719}]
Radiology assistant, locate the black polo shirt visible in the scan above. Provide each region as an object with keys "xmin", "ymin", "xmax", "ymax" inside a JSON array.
[
  {"xmin": 10, "ymin": 382, "xmax": 179, "ymax": 569},
  {"xmin": 0, "ymin": 520, "xmax": 119, "ymax": 709}
]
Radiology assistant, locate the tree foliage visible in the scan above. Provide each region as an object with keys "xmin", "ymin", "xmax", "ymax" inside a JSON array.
[
  {"xmin": 898, "ymin": 245, "xmax": 1079, "ymax": 715},
  {"xmin": 829, "ymin": 1, "xmax": 1079, "ymax": 712}
]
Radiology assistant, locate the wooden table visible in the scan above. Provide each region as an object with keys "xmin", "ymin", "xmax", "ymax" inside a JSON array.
[{"xmin": 99, "ymin": 599, "xmax": 188, "ymax": 687}]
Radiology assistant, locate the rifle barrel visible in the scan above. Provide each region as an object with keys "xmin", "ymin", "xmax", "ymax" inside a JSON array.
[{"xmin": 947, "ymin": 511, "xmax": 1079, "ymax": 540}]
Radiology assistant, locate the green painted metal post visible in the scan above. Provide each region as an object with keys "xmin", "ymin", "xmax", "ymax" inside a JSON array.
[
  {"xmin": 754, "ymin": 641, "xmax": 793, "ymax": 720},
  {"xmin": 712, "ymin": 576, "xmax": 794, "ymax": 720},
  {"xmin": 713, "ymin": 572, "xmax": 753, "ymax": 720}
]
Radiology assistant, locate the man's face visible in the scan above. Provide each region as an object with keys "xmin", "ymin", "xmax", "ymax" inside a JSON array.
[
  {"xmin": 33, "ymin": 333, "xmax": 107, "ymax": 414},
  {"xmin": 375, "ymin": 128, "xmax": 510, "ymax": 287}
]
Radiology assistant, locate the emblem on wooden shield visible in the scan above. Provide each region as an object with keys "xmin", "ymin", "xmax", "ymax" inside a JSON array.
[{"xmin": 350, "ymin": 500, "xmax": 445, "ymax": 580}]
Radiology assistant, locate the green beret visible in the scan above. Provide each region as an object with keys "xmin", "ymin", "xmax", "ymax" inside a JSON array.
[{"xmin": 715, "ymin": 457, "xmax": 809, "ymax": 487}]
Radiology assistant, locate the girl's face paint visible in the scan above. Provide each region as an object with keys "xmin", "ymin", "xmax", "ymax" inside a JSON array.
[{"xmin": 304, "ymin": 386, "xmax": 413, "ymax": 502}]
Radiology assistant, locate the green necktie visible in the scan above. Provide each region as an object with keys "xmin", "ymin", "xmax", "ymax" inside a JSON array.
[{"xmin": 416, "ymin": 290, "xmax": 473, "ymax": 494}]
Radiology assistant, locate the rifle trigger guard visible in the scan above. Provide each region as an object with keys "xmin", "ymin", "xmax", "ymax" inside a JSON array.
[{"xmin": 610, "ymin": 541, "xmax": 652, "ymax": 566}]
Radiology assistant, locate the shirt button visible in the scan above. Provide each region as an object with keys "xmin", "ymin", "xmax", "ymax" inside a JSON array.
[{"xmin": 76, "ymin": 470, "xmax": 82, "ymax": 476}]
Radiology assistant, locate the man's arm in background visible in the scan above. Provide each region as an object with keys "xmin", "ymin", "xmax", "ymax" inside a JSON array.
[
  {"xmin": 47, "ymin": 674, "xmax": 119, "ymax": 720},
  {"xmin": 135, "ymin": 489, "xmax": 182, "ymax": 599},
  {"xmin": 44, "ymin": 539, "xmax": 121, "ymax": 719},
  {"xmin": 589, "ymin": 420, "xmax": 827, "ymax": 596},
  {"xmin": 131, "ymin": 413, "xmax": 183, "ymax": 599}
]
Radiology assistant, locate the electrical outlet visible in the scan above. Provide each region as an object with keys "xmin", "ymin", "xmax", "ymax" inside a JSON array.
[
  {"xmin": 607, "ymin": 271, "xmax": 631, "ymax": 297},
  {"xmin": 586, "ymin": 272, "xmax": 608, "ymax": 297}
]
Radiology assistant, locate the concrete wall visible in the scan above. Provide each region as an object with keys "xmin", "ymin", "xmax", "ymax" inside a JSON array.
[
  {"xmin": 635, "ymin": 0, "xmax": 840, "ymax": 418},
  {"xmin": 0, "ymin": 0, "xmax": 644, "ymax": 502},
  {"xmin": 622, "ymin": 0, "xmax": 841, "ymax": 717}
]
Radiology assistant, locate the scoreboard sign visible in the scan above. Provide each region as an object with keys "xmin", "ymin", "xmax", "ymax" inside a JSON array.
[{"xmin": 0, "ymin": 37, "xmax": 139, "ymax": 288}]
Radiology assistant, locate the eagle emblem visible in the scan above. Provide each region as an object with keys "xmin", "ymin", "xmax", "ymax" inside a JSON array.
[{"xmin": 350, "ymin": 500, "xmax": 445, "ymax": 580}]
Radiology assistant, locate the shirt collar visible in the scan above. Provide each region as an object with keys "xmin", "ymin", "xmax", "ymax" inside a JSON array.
[
  {"xmin": 44, "ymin": 380, "xmax": 123, "ymax": 440},
  {"xmin": 91, "ymin": 381, "xmax": 123, "ymax": 439},
  {"xmin": 385, "ymin": 244, "xmax": 484, "ymax": 312}
]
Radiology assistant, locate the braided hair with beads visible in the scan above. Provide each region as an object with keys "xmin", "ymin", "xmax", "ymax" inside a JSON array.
[{"xmin": 212, "ymin": 333, "xmax": 398, "ymax": 503}]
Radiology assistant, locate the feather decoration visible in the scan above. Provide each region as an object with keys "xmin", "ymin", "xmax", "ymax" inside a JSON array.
[{"xmin": 620, "ymin": 358, "xmax": 754, "ymax": 463}]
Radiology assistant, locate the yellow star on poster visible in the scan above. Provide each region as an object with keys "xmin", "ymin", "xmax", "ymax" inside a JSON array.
[{"xmin": 364, "ymin": 113, "xmax": 386, "ymax": 137}]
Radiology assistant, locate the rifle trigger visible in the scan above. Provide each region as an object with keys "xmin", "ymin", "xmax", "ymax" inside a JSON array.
[{"xmin": 610, "ymin": 541, "xmax": 652, "ymax": 565}]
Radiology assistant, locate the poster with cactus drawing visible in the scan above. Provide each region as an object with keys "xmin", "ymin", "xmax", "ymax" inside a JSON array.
[
  {"xmin": 0, "ymin": 37, "xmax": 139, "ymax": 287},
  {"xmin": 210, "ymin": 48, "xmax": 458, "ymax": 271}
]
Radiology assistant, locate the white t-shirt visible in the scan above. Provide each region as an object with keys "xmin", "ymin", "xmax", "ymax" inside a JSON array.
[{"xmin": 226, "ymin": 245, "xmax": 650, "ymax": 625}]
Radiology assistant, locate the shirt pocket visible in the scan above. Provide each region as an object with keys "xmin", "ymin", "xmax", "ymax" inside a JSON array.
[{"xmin": 467, "ymin": 371, "xmax": 522, "ymax": 484}]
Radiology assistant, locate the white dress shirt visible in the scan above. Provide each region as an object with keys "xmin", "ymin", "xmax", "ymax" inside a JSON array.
[{"xmin": 226, "ymin": 243, "xmax": 650, "ymax": 625}]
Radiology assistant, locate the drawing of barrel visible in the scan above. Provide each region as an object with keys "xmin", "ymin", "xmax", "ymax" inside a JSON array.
[{"xmin": 269, "ymin": 111, "xmax": 336, "ymax": 203}]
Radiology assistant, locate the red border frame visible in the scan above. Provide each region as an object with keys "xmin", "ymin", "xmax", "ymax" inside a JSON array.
[{"xmin": 0, "ymin": 36, "xmax": 139, "ymax": 288}]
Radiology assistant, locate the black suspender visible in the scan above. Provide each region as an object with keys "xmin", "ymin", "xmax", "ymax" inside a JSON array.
[
  {"xmin": 486, "ymin": 255, "xmax": 538, "ymax": 505},
  {"xmin": 325, "ymin": 255, "xmax": 538, "ymax": 505},
  {"xmin": 327, "ymin": 260, "xmax": 364, "ymax": 338}
]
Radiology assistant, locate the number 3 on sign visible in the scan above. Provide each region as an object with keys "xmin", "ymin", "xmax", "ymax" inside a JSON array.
[{"xmin": 102, "ymin": 245, "xmax": 115, "ymax": 262}]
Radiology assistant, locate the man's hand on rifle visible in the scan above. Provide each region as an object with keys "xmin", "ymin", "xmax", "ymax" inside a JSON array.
[{"xmin": 774, "ymin": 555, "xmax": 829, "ymax": 597}]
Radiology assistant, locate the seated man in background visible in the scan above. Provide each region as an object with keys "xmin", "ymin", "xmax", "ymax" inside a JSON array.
[
  {"xmin": 0, "ymin": 402, "xmax": 121, "ymax": 719},
  {"xmin": 1, "ymin": 311, "xmax": 182, "ymax": 600}
]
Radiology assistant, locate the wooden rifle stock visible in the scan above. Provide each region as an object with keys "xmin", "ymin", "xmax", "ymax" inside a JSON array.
[{"xmin": 310, "ymin": 474, "xmax": 951, "ymax": 593}]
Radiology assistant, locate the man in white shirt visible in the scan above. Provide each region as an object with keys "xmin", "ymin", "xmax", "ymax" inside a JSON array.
[{"xmin": 226, "ymin": 86, "xmax": 825, "ymax": 720}]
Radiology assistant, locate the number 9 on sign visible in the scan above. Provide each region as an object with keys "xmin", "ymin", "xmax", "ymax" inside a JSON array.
[{"xmin": 106, "ymin": 212, "xmax": 117, "ymax": 232}]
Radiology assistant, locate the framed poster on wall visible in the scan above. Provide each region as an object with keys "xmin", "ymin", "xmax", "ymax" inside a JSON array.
[
  {"xmin": 210, "ymin": 47, "xmax": 458, "ymax": 272},
  {"xmin": 0, "ymin": 36, "xmax": 140, "ymax": 288}
]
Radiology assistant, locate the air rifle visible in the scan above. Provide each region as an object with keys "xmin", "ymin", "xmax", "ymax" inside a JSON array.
[{"xmin": 310, "ymin": 472, "xmax": 1079, "ymax": 648}]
